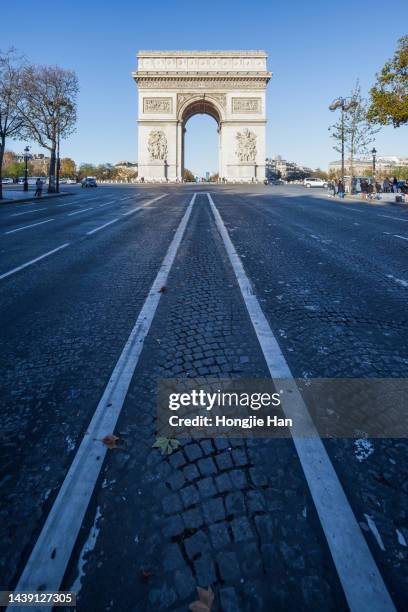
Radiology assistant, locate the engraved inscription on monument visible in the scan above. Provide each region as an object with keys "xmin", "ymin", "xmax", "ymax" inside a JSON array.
[
  {"xmin": 143, "ymin": 97, "xmax": 172, "ymax": 113},
  {"xmin": 232, "ymin": 97, "xmax": 261, "ymax": 113}
]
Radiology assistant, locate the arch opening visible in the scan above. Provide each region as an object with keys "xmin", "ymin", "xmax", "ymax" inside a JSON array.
[{"xmin": 181, "ymin": 99, "xmax": 221, "ymax": 181}]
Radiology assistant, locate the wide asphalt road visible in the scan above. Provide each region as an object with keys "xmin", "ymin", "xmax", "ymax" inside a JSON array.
[{"xmin": 0, "ymin": 184, "xmax": 406, "ymax": 611}]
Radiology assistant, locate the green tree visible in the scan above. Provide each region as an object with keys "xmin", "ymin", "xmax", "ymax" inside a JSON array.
[
  {"xmin": 60, "ymin": 157, "xmax": 76, "ymax": 178},
  {"xmin": 6, "ymin": 161, "xmax": 25, "ymax": 179},
  {"xmin": 78, "ymin": 163, "xmax": 96, "ymax": 179},
  {"xmin": 368, "ymin": 35, "xmax": 408, "ymax": 127},
  {"xmin": 394, "ymin": 166, "xmax": 408, "ymax": 180},
  {"xmin": 183, "ymin": 168, "xmax": 195, "ymax": 182}
]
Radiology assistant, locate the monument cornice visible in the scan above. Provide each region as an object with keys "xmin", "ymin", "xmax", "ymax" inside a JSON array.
[{"xmin": 137, "ymin": 50, "xmax": 267, "ymax": 57}]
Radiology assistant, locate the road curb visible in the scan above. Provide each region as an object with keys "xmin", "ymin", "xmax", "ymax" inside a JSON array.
[{"xmin": 0, "ymin": 192, "xmax": 72, "ymax": 206}]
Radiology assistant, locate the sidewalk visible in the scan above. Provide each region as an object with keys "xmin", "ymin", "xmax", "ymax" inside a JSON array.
[
  {"xmin": 0, "ymin": 187, "xmax": 70, "ymax": 204},
  {"xmin": 331, "ymin": 192, "xmax": 408, "ymax": 207}
]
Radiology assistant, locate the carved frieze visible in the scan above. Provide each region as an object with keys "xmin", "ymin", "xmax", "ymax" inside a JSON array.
[
  {"xmin": 177, "ymin": 92, "xmax": 226, "ymax": 114},
  {"xmin": 143, "ymin": 97, "xmax": 172, "ymax": 113},
  {"xmin": 232, "ymin": 97, "xmax": 261, "ymax": 113},
  {"xmin": 135, "ymin": 77, "xmax": 269, "ymax": 90}
]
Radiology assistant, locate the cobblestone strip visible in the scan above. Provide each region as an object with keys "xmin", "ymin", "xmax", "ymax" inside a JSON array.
[
  {"xmin": 8, "ymin": 194, "xmax": 196, "ymax": 603},
  {"xmin": 67, "ymin": 196, "xmax": 346, "ymax": 612},
  {"xmin": 208, "ymin": 193, "xmax": 396, "ymax": 612}
]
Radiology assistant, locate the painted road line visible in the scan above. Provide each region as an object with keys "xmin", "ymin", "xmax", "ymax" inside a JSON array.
[
  {"xmin": 207, "ymin": 192, "xmax": 395, "ymax": 612},
  {"xmin": 56, "ymin": 201, "xmax": 77, "ymax": 208},
  {"xmin": 86, "ymin": 218, "xmax": 119, "ymax": 235},
  {"xmin": 0, "ymin": 243, "xmax": 70, "ymax": 282},
  {"xmin": 10, "ymin": 194, "xmax": 196, "ymax": 599},
  {"xmin": 5, "ymin": 218, "xmax": 55, "ymax": 235},
  {"xmin": 10, "ymin": 208, "xmax": 46, "ymax": 217},
  {"xmin": 98, "ymin": 200, "xmax": 116, "ymax": 208},
  {"xmin": 121, "ymin": 194, "xmax": 167, "ymax": 216},
  {"xmin": 122, "ymin": 208, "xmax": 141, "ymax": 217},
  {"xmin": 68, "ymin": 207, "xmax": 94, "ymax": 216},
  {"xmin": 81, "ymin": 196, "xmax": 100, "ymax": 202},
  {"xmin": 386, "ymin": 274, "xmax": 408, "ymax": 288},
  {"xmin": 379, "ymin": 215, "xmax": 408, "ymax": 222},
  {"xmin": 393, "ymin": 234, "xmax": 408, "ymax": 241}
]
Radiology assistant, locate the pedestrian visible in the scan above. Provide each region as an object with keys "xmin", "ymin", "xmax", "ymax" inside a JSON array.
[
  {"xmin": 34, "ymin": 177, "xmax": 43, "ymax": 198},
  {"xmin": 383, "ymin": 177, "xmax": 390, "ymax": 193},
  {"xmin": 392, "ymin": 177, "xmax": 398, "ymax": 193},
  {"xmin": 337, "ymin": 179, "xmax": 344, "ymax": 198}
]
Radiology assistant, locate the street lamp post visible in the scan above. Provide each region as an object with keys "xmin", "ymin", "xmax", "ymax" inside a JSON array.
[
  {"xmin": 371, "ymin": 147, "xmax": 377, "ymax": 187},
  {"xmin": 56, "ymin": 125, "xmax": 60, "ymax": 193},
  {"xmin": 23, "ymin": 146, "xmax": 30, "ymax": 192}
]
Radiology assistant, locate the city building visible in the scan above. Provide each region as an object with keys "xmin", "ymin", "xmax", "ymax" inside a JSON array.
[
  {"xmin": 266, "ymin": 155, "xmax": 313, "ymax": 180},
  {"xmin": 114, "ymin": 161, "xmax": 138, "ymax": 176},
  {"xmin": 328, "ymin": 155, "xmax": 408, "ymax": 176},
  {"xmin": 15, "ymin": 152, "xmax": 50, "ymax": 175}
]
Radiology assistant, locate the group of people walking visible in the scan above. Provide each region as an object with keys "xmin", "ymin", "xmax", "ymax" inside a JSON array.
[
  {"xmin": 382, "ymin": 177, "xmax": 400, "ymax": 193},
  {"xmin": 328, "ymin": 179, "xmax": 345, "ymax": 198}
]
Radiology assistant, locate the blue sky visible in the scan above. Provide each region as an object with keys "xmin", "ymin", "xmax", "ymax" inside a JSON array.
[{"xmin": 3, "ymin": 0, "xmax": 407, "ymax": 175}]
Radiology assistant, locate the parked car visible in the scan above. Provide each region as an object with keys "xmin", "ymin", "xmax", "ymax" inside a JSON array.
[
  {"xmin": 81, "ymin": 177, "xmax": 97, "ymax": 188},
  {"xmin": 65, "ymin": 178, "xmax": 77, "ymax": 185},
  {"xmin": 304, "ymin": 178, "xmax": 328, "ymax": 188},
  {"xmin": 1, "ymin": 177, "xmax": 13, "ymax": 184}
]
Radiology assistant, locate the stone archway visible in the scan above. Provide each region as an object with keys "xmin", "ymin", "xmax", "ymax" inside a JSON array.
[{"xmin": 133, "ymin": 51, "xmax": 272, "ymax": 182}]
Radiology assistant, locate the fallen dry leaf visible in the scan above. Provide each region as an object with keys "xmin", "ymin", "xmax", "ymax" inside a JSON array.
[
  {"xmin": 140, "ymin": 569, "xmax": 154, "ymax": 582},
  {"xmin": 101, "ymin": 434, "xmax": 119, "ymax": 449},
  {"xmin": 189, "ymin": 587, "xmax": 214, "ymax": 612},
  {"xmin": 152, "ymin": 437, "xmax": 181, "ymax": 455},
  {"xmin": 158, "ymin": 286, "xmax": 167, "ymax": 293}
]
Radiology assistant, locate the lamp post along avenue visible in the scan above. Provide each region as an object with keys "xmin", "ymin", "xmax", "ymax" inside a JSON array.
[{"xmin": 23, "ymin": 146, "xmax": 30, "ymax": 192}]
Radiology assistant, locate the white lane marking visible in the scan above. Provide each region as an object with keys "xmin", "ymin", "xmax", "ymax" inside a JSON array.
[
  {"xmin": 98, "ymin": 200, "xmax": 116, "ymax": 208},
  {"xmin": 121, "ymin": 194, "xmax": 167, "ymax": 216},
  {"xmin": 68, "ymin": 207, "xmax": 94, "ymax": 216},
  {"xmin": 379, "ymin": 214, "xmax": 408, "ymax": 222},
  {"xmin": 207, "ymin": 193, "xmax": 395, "ymax": 612},
  {"xmin": 393, "ymin": 234, "xmax": 408, "ymax": 241},
  {"xmin": 0, "ymin": 243, "xmax": 70, "ymax": 281},
  {"xmin": 11, "ymin": 194, "xmax": 196, "ymax": 597},
  {"xmin": 386, "ymin": 274, "xmax": 408, "ymax": 288},
  {"xmin": 346, "ymin": 208, "xmax": 364, "ymax": 213},
  {"xmin": 10, "ymin": 208, "xmax": 46, "ymax": 217},
  {"xmin": 122, "ymin": 208, "xmax": 141, "ymax": 217},
  {"xmin": 86, "ymin": 218, "xmax": 119, "ymax": 235},
  {"xmin": 56, "ymin": 201, "xmax": 77, "ymax": 208},
  {"xmin": 81, "ymin": 196, "xmax": 99, "ymax": 202},
  {"xmin": 5, "ymin": 218, "xmax": 54, "ymax": 234}
]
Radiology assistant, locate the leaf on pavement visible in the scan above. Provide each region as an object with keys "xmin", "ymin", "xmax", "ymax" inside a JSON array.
[
  {"xmin": 152, "ymin": 437, "xmax": 181, "ymax": 455},
  {"xmin": 158, "ymin": 286, "xmax": 167, "ymax": 293},
  {"xmin": 140, "ymin": 569, "xmax": 154, "ymax": 582},
  {"xmin": 189, "ymin": 587, "xmax": 214, "ymax": 612},
  {"xmin": 101, "ymin": 434, "xmax": 119, "ymax": 449}
]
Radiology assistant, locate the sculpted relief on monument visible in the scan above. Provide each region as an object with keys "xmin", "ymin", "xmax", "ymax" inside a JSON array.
[
  {"xmin": 148, "ymin": 130, "xmax": 168, "ymax": 161},
  {"xmin": 232, "ymin": 97, "xmax": 261, "ymax": 113},
  {"xmin": 177, "ymin": 93, "xmax": 226, "ymax": 114},
  {"xmin": 143, "ymin": 97, "xmax": 172, "ymax": 113},
  {"xmin": 236, "ymin": 129, "xmax": 257, "ymax": 162}
]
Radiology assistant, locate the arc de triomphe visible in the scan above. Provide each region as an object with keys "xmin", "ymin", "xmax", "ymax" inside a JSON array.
[{"xmin": 132, "ymin": 50, "xmax": 272, "ymax": 182}]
